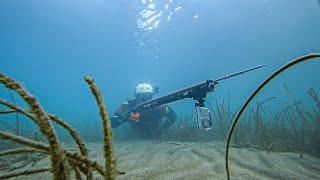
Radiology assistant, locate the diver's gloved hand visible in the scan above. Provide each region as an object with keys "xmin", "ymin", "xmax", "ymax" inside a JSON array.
[
  {"xmin": 111, "ymin": 111, "xmax": 131, "ymax": 128},
  {"xmin": 118, "ymin": 111, "xmax": 131, "ymax": 121}
]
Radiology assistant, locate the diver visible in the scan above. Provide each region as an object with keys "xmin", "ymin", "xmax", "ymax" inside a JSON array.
[{"xmin": 111, "ymin": 83, "xmax": 177, "ymax": 138}]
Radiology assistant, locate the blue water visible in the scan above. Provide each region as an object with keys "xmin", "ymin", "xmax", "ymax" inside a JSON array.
[{"xmin": 1, "ymin": 0, "xmax": 320, "ymax": 138}]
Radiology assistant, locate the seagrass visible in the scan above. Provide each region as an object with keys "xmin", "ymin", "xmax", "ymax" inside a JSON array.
[
  {"xmin": 84, "ymin": 76, "xmax": 116, "ymax": 180},
  {"xmin": 225, "ymin": 53, "xmax": 320, "ymax": 180},
  {"xmin": 0, "ymin": 73, "xmax": 117, "ymax": 179},
  {"xmin": 0, "ymin": 73, "xmax": 70, "ymax": 179}
]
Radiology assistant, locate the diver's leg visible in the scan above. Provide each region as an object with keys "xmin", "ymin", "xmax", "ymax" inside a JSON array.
[{"xmin": 154, "ymin": 117, "xmax": 175, "ymax": 139}]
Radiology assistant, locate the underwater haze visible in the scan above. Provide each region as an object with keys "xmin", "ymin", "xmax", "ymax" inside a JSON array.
[{"xmin": 1, "ymin": 0, "xmax": 320, "ymax": 179}]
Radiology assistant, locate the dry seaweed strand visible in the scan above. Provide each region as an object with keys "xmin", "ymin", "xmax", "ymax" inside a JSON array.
[
  {"xmin": 0, "ymin": 118, "xmax": 17, "ymax": 131},
  {"xmin": 70, "ymin": 161, "xmax": 82, "ymax": 180},
  {"xmin": 70, "ymin": 158, "xmax": 88, "ymax": 175},
  {"xmin": 0, "ymin": 147, "xmax": 47, "ymax": 157},
  {"xmin": 48, "ymin": 114, "xmax": 93, "ymax": 179},
  {"xmin": 0, "ymin": 99, "xmax": 86, "ymax": 154},
  {"xmin": 224, "ymin": 53, "xmax": 320, "ymax": 180},
  {"xmin": 0, "ymin": 167, "xmax": 50, "ymax": 179},
  {"xmin": 0, "ymin": 129, "xmax": 106, "ymax": 176},
  {"xmin": 0, "ymin": 73, "xmax": 120, "ymax": 179},
  {"xmin": 0, "ymin": 109, "xmax": 16, "ymax": 114},
  {"xmin": 0, "ymin": 98, "xmax": 89, "ymax": 160},
  {"xmin": 0, "ymin": 114, "xmax": 108, "ymax": 177},
  {"xmin": 48, "ymin": 114, "xmax": 88, "ymax": 157},
  {"xmin": 0, "ymin": 73, "xmax": 70, "ymax": 179},
  {"xmin": 0, "ymin": 130, "xmax": 50, "ymax": 151},
  {"xmin": 0, "ymin": 97, "xmax": 92, "ymax": 179},
  {"xmin": 84, "ymin": 76, "xmax": 116, "ymax": 180},
  {"xmin": 8, "ymin": 89, "xmax": 21, "ymax": 135}
]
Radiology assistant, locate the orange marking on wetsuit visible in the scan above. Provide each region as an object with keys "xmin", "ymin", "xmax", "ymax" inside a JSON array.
[{"xmin": 130, "ymin": 112, "xmax": 140, "ymax": 121}]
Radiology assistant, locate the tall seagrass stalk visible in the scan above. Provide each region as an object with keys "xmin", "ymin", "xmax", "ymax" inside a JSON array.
[
  {"xmin": 84, "ymin": 76, "xmax": 116, "ymax": 180},
  {"xmin": 0, "ymin": 73, "xmax": 121, "ymax": 179},
  {"xmin": 224, "ymin": 53, "xmax": 320, "ymax": 180},
  {"xmin": 0, "ymin": 73, "xmax": 71, "ymax": 179}
]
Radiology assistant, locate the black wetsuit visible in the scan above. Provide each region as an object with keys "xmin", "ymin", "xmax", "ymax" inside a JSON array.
[{"xmin": 111, "ymin": 99, "xmax": 177, "ymax": 138}]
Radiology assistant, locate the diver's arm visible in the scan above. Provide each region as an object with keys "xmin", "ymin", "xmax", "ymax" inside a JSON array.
[
  {"xmin": 110, "ymin": 101, "xmax": 130, "ymax": 128},
  {"xmin": 111, "ymin": 112, "xmax": 130, "ymax": 128},
  {"xmin": 163, "ymin": 106, "xmax": 177, "ymax": 126},
  {"xmin": 154, "ymin": 106, "xmax": 177, "ymax": 135},
  {"xmin": 111, "ymin": 116, "xmax": 122, "ymax": 128}
]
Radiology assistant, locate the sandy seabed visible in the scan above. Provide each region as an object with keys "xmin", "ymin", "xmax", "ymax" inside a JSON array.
[{"xmin": 1, "ymin": 140, "xmax": 320, "ymax": 179}]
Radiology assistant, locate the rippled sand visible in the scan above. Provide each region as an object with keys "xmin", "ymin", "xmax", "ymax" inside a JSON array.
[{"xmin": 1, "ymin": 140, "xmax": 320, "ymax": 179}]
